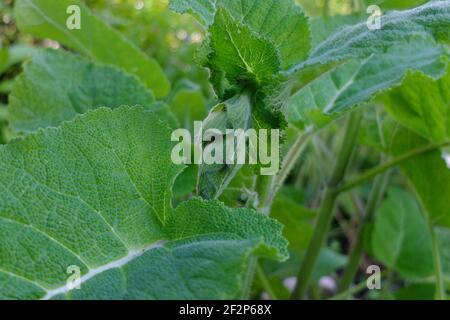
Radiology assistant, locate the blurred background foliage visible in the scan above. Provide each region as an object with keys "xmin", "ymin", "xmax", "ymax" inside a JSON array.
[
  {"xmin": 1, "ymin": 0, "xmax": 442, "ymax": 300},
  {"xmin": 1, "ymin": 0, "xmax": 425, "ymax": 142}
]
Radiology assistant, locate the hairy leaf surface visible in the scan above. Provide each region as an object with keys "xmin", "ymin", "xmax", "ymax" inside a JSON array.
[
  {"xmin": 9, "ymin": 49, "xmax": 156, "ymax": 132},
  {"xmin": 284, "ymin": 1, "xmax": 450, "ymax": 125},
  {"xmin": 170, "ymin": 0, "xmax": 311, "ymax": 68},
  {"xmin": 287, "ymin": 38, "xmax": 447, "ymax": 127},
  {"xmin": 207, "ymin": 8, "xmax": 280, "ymax": 91},
  {"xmin": 289, "ymin": 0, "xmax": 450, "ymax": 73},
  {"xmin": 0, "ymin": 107, "xmax": 287, "ymax": 299}
]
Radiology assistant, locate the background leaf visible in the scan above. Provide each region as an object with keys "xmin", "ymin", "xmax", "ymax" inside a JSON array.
[
  {"xmin": 9, "ymin": 49, "xmax": 156, "ymax": 131},
  {"xmin": 371, "ymin": 188, "xmax": 434, "ymax": 279},
  {"xmin": 383, "ymin": 69, "xmax": 450, "ymax": 143},
  {"xmin": 14, "ymin": 0, "xmax": 170, "ymax": 98},
  {"xmin": 389, "ymin": 127, "xmax": 450, "ymax": 228},
  {"xmin": 168, "ymin": 79, "xmax": 207, "ymax": 132}
]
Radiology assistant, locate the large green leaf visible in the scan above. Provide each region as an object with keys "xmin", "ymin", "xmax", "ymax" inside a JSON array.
[
  {"xmin": 166, "ymin": 198, "xmax": 288, "ymax": 260},
  {"xmin": 9, "ymin": 49, "xmax": 155, "ymax": 132},
  {"xmin": 380, "ymin": 65, "xmax": 450, "ymax": 229},
  {"xmin": 207, "ymin": 8, "xmax": 280, "ymax": 92},
  {"xmin": 170, "ymin": 0, "xmax": 311, "ymax": 69},
  {"xmin": 54, "ymin": 236, "xmax": 270, "ymax": 299},
  {"xmin": 284, "ymin": 1, "xmax": 450, "ymax": 123},
  {"xmin": 0, "ymin": 107, "xmax": 288, "ymax": 299},
  {"xmin": 14, "ymin": 0, "xmax": 170, "ymax": 98},
  {"xmin": 310, "ymin": 14, "xmax": 365, "ymax": 49},
  {"xmin": 383, "ymin": 69, "xmax": 450, "ymax": 143},
  {"xmin": 381, "ymin": 127, "xmax": 450, "ymax": 286},
  {"xmin": 289, "ymin": 1, "xmax": 450, "ymax": 72},
  {"xmin": 287, "ymin": 37, "xmax": 447, "ymax": 127},
  {"xmin": 371, "ymin": 188, "xmax": 434, "ymax": 279},
  {"xmin": 389, "ymin": 128, "xmax": 450, "ymax": 228}
]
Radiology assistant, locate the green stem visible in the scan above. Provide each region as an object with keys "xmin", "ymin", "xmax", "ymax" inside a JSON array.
[
  {"xmin": 339, "ymin": 170, "xmax": 390, "ymax": 294},
  {"xmin": 323, "ymin": 0, "xmax": 329, "ymax": 18},
  {"xmin": 257, "ymin": 175, "xmax": 273, "ymax": 215},
  {"xmin": 330, "ymin": 279, "xmax": 367, "ymax": 300},
  {"xmin": 428, "ymin": 222, "xmax": 446, "ymax": 300},
  {"xmin": 241, "ymin": 175, "xmax": 278, "ymax": 299},
  {"xmin": 331, "ymin": 271, "xmax": 387, "ymax": 300},
  {"xmin": 240, "ymin": 256, "xmax": 257, "ymax": 299},
  {"xmin": 291, "ymin": 110, "xmax": 362, "ymax": 300},
  {"xmin": 262, "ymin": 127, "xmax": 313, "ymax": 213},
  {"xmin": 337, "ymin": 140, "xmax": 450, "ymax": 194},
  {"xmin": 255, "ymin": 263, "xmax": 278, "ymax": 300}
]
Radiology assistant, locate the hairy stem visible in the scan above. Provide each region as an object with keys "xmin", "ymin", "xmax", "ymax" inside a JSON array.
[
  {"xmin": 331, "ymin": 271, "xmax": 387, "ymax": 300},
  {"xmin": 262, "ymin": 127, "xmax": 313, "ymax": 213},
  {"xmin": 339, "ymin": 170, "xmax": 390, "ymax": 294},
  {"xmin": 257, "ymin": 175, "xmax": 274, "ymax": 214},
  {"xmin": 337, "ymin": 140, "xmax": 450, "ymax": 194},
  {"xmin": 291, "ymin": 110, "xmax": 362, "ymax": 300},
  {"xmin": 330, "ymin": 279, "xmax": 368, "ymax": 300},
  {"xmin": 240, "ymin": 256, "xmax": 257, "ymax": 299},
  {"xmin": 242, "ymin": 175, "xmax": 278, "ymax": 299},
  {"xmin": 428, "ymin": 222, "xmax": 446, "ymax": 300}
]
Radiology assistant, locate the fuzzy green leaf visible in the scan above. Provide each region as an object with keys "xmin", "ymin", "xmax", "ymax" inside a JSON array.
[
  {"xmin": 166, "ymin": 198, "xmax": 288, "ymax": 260},
  {"xmin": 207, "ymin": 8, "xmax": 280, "ymax": 91},
  {"xmin": 0, "ymin": 107, "xmax": 287, "ymax": 299},
  {"xmin": 170, "ymin": 0, "xmax": 311, "ymax": 69},
  {"xmin": 55, "ymin": 236, "xmax": 269, "ymax": 300},
  {"xmin": 9, "ymin": 49, "xmax": 156, "ymax": 132},
  {"xmin": 287, "ymin": 37, "xmax": 447, "ymax": 127},
  {"xmin": 290, "ymin": 0, "xmax": 450, "ymax": 73},
  {"xmin": 310, "ymin": 14, "xmax": 364, "ymax": 48},
  {"xmin": 285, "ymin": 1, "xmax": 450, "ymax": 124}
]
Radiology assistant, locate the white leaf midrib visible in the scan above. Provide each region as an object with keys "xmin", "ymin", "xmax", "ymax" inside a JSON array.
[
  {"xmin": 42, "ymin": 241, "xmax": 166, "ymax": 300},
  {"xmin": 323, "ymin": 57, "xmax": 370, "ymax": 114}
]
